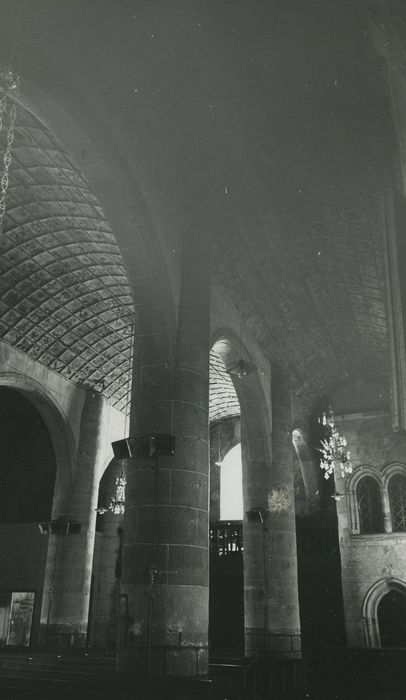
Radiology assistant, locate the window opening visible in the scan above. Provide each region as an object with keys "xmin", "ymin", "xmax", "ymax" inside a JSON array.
[
  {"xmin": 220, "ymin": 443, "xmax": 243, "ymax": 521},
  {"xmin": 389, "ymin": 474, "xmax": 406, "ymax": 532},
  {"xmin": 356, "ymin": 476, "xmax": 383, "ymax": 534}
]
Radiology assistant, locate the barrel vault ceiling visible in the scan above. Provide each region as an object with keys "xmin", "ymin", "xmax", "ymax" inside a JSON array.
[{"xmin": 0, "ymin": 0, "xmax": 400, "ymax": 418}]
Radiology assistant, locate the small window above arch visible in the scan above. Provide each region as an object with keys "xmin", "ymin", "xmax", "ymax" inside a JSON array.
[{"xmin": 356, "ymin": 476, "xmax": 384, "ymax": 534}]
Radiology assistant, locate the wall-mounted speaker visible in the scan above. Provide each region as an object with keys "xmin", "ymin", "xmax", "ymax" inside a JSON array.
[
  {"xmin": 246, "ymin": 508, "xmax": 265, "ymax": 524},
  {"xmin": 111, "ymin": 437, "xmax": 137, "ymax": 460},
  {"xmin": 38, "ymin": 520, "xmax": 82, "ymax": 535},
  {"xmin": 111, "ymin": 434, "xmax": 176, "ymax": 460}
]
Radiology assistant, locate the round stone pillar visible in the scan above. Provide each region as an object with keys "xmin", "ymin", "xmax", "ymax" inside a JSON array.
[
  {"xmin": 117, "ymin": 228, "xmax": 210, "ymax": 678},
  {"xmin": 40, "ymin": 391, "xmax": 106, "ymax": 647},
  {"xmin": 266, "ymin": 365, "xmax": 301, "ymax": 657}
]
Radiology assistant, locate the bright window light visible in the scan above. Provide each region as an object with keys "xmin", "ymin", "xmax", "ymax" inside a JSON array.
[{"xmin": 220, "ymin": 443, "xmax": 243, "ymax": 520}]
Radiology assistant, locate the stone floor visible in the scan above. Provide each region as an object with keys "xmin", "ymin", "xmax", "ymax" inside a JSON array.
[{"xmin": 0, "ymin": 649, "xmax": 405, "ymax": 700}]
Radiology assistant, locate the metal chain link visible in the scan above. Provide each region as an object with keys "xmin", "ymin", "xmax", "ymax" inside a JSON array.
[
  {"xmin": 0, "ymin": 95, "xmax": 7, "ymax": 135},
  {"xmin": 0, "ymin": 100, "xmax": 16, "ymax": 233}
]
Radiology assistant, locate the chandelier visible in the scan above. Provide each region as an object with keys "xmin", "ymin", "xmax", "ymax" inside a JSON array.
[
  {"xmin": 319, "ymin": 405, "xmax": 352, "ymax": 480},
  {"xmin": 109, "ymin": 469, "xmax": 126, "ymax": 515},
  {"xmin": 0, "ymin": 69, "xmax": 19, "ymax": 234}
]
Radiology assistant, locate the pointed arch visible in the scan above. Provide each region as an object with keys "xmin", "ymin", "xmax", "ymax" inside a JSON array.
[{"xmin": 362, "ymin": 578, "xmax": 406, "ymax": 647}]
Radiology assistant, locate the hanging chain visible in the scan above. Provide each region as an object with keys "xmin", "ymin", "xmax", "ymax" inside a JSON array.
[
  {"xmin": 0, "ymin": 101, "xmax": 16, "ymax": 233},
  {"xmin": 0, "ymin": 69, "xmax": 19, "ymax": 235},
  {"xmin": 0, "ymin": 95, "xmax": 7, "ymax": 135}
]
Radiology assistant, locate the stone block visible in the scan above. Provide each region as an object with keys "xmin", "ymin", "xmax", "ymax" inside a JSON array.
[
  {"xmin": 168, "ymin": 544, "xmax": 209, "ymax": 586},
  {"xmin": 171, "ymin": 469, "xmax": 208, "ymax": 509}
]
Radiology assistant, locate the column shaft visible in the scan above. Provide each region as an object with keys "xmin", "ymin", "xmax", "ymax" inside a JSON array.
[
  {"xmin": 118, "ymin": 228, "xmax": 210, "ymax": 677},
  {"xmin": 40, "ymin": 392, "xmax": 106, "ymax": 647},
  {"xmin": 265, "ymin": 365, "xmax": 301, "ymax": 657}
]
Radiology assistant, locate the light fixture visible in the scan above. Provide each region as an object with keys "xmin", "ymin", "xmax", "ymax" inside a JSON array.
[
  {"xmin": 0, "ymin": 68, "xmax": 19, "ymax": 234},
  {"xmin": 319, "ymin": 405, "xmax": 352, "ymax": 480},
  {"xmin": 331, "ymin": 492, "xmax": 345, "ymax": 502},
  {"xmin": 108, "ymin": 434, "xmax": 176, "ymax": 516},
  {"xmin": 109, "ymin": 468, "xmax": 126, "ymax": 515}
]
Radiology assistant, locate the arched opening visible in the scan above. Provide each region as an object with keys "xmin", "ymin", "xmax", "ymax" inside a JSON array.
[
  {"xmin": 209, "ymin": 343, "xmax": 243, "ymax": 660},
  {"xmin": 0, "ymin": 387, "xmax": 57, "ymax": 647},
  {"xmin": 0, "ymin": 387, "xmax": 56, "ymax": 523},
  {"xmin": 388, "ymin": 474, "xmax": 406, "ymax": 532},
  {"xmin": 378, "ymin": 589, "xmax": 406, "ymax": 647},
  {"xmin": 357, "ymin": 476, "xmax": 384, "ymax": 534},
  {"xmin": 89, "ymin": 459, "xmax": 125, "ymax": 649},
  {"xmin": 220, "ymin": 443, "xmax": 243, "ymax": 521}
]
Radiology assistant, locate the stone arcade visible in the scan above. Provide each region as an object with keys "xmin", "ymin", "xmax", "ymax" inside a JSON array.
[{"xmin": 1, "ymin": 2, "xmax": 406, "ymax": 698}]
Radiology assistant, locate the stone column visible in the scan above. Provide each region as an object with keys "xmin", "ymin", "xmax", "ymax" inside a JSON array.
[
  {"xmin": 265, "ymin": 365, "xmax": 301, "ymax": 657},
  {"xmin": 117, "ymin": 225, "xmax": 210, "ymax": 678},
  {"xmin": 241, "ymin": 412, "xmax": 271, "ymax": 658},
  {"xmin": 40, "ymin": 391, "xmax": 106, "ymax": 647}
]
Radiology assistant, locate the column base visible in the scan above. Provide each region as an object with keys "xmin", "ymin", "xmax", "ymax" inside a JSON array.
[
  {"xmin": 39, "ymin": 624, "xmax": 87, "ymax": 648},
  {"xmin": 114, "ymin": 676, "xmax": 212, "ymax": 700},
  {"xmin": 244, "ymin": 655, "xmax": 305, "ymax": 697},
  {"xmin": 117, "ymin": 645, "xmax": 209, "ymax": 677},
  {"xmin": 245, "ymin": 629, "xmax": 302, "ymax": 658}
]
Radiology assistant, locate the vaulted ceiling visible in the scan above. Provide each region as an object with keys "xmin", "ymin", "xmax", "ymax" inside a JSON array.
[
  {"xmin": 0, "ymin": 106, "xmax": 134, "ymax": 411},
  {"xmin": 0, "ymin": 0, "xmax": 400, "ymax": 418}
]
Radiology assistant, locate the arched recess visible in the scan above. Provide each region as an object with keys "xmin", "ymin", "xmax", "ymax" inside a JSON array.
[
  {"xmin": 210, "ymin": 329, "xmax": 273, "ymax": 658},
  {"xmin": 363, "ymin": 577, "xmax": 406, "ymax": 648},
  {"xmin": 0, "ymin": 372, "xmax": 74, "ymax": 509},
  {"xmin": 292, "ymin": 427, "xmax": 320, "ymax": 512},
  {"xmin": 0, "ymin": 373, "xmax": 74, "ymax": 647}
]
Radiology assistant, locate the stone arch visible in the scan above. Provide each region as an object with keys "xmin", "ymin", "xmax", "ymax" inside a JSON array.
[
  {"xmin": 382, "ymin": 462, "xmax": 406, "ymax": 489},
  {"xmin": 362, "ymin": 577, "xmax": 406, "ymax": 648},
  {"xmin": 210, "ymin": 329, "xmax": 273, "ymax": 506},
  {"xmin": 210, "ymin": 329, "xmax": 273, "ymax": 658},
  {"xmin": 0, "ymin": 372, "xmax": 74, "ymax": 511}
]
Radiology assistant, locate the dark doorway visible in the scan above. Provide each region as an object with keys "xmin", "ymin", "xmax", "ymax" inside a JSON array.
[
  {"xmin": 378, "ymin": 589, "xmax": 406, "ymax": 647},
  {"xmin": 209, "ymin": 520, "xmax": 244, "ymax": 660},
  {"xmin": 0, "ymin": 388, "xmax": 56, "ymax": 522}
]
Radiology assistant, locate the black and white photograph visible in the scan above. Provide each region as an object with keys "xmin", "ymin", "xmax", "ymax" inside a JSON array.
[{"xmin": 0, "ymin": 1, "xmax": 404, "ymax": 698}]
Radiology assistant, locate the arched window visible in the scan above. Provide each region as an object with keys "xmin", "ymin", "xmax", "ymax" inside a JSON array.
[
  {"xmin": 388, "ymin": 474, "xmax": 406, "ymax": 532},
  {"xmin": 220, "ymin": 443, "xmax": 243, "ymax": 521},
  {"xmin": 356, "ymin": 476, "xmax": 383, "ymax": 534}
]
